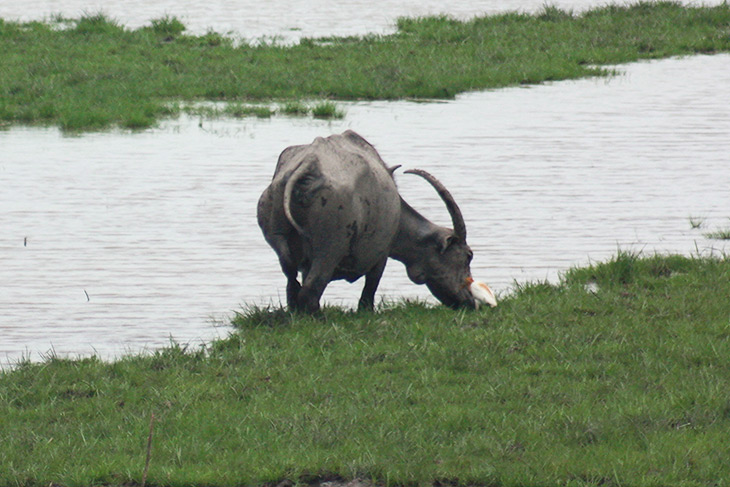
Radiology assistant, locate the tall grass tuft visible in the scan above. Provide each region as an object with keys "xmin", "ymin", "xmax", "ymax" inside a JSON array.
[
  {"xmin": 150, "ymin": 15, "xmax": 186, "ymax": 36},
  {"xmin": 72, "ymin": 13, "xmax": 123, "ymax": 36},
  {"xmin": 689, "ymin": 215, "xmax": 705, "ymax": 229},
  {"xmin": 705, "ymin": 228, "xmax": 730, "ymax": 240},
  {"xmin": 281, "ymin": 101, "xmax": 310, "ymax": 116},
  {"xmin": 311, "ymin": 101, "xmax": 346, "ymax": 119}
]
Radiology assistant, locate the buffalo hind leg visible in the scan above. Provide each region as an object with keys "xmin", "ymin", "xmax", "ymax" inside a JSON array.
[
  {"xmin": 268, "ymin": 233, "xmax": 303, "ymax": 311},
  {"xmin": 358, "ymin": 257, "xmax": 387, "ymax": 312},
  {"xmin": 278, "ymin": 258, "xmax": 301, "ymax": 311},
  {"xmin": 286, "ymin": 273, "xmax": 302, "ymax": 312}
]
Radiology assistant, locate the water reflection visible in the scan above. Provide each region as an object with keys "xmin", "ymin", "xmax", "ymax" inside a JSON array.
[{"xmin": 1, "ymin": 54, "xmax": 728, "ymax": 364}]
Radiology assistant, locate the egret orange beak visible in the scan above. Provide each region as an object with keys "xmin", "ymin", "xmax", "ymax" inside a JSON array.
[{"xmin": 461, "ymin": 276, "xmax": 475, "ymax": 290}]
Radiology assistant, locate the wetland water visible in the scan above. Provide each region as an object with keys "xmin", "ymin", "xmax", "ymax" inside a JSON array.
[{"xmin": 1, "ymin": 4, "xmax": 729, "ymax": 363}]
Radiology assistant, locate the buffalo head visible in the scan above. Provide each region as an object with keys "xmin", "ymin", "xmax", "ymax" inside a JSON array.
[{"xmin": 396, "ymin": 169, "xmax": 477, "ymax": 309}]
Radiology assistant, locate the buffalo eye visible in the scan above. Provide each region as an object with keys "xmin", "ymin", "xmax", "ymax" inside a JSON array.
[{"xmin": 466, "ymin": 249, "xmax": 474, "ymax": 263}]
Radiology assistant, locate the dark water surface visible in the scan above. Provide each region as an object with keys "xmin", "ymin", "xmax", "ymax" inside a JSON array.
[{"xmin": 1, "ymin": 54, "xmax": 729, "ymax": 363}]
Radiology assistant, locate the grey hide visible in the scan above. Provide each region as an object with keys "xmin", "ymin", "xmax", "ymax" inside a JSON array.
[{"xmin": 257, "ymin": 130, "xmax": 476, "ymax": 313}]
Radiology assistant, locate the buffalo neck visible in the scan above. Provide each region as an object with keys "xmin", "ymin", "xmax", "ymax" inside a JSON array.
[{"xmin": 389, "ymin": 198, "xmax": 437, "ymax": 266}]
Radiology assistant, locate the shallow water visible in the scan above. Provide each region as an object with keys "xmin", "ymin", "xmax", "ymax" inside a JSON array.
[{"xmin": 2, "ymin": 54, "xmax": 729, "ymax": 364}]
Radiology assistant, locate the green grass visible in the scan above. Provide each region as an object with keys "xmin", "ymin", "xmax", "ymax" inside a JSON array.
[
  {"xmin": 705, "ymin": 228, "xmax": 730, "ymax": 240},
  {"xmin": 689, "ymin": 216, "xmax": 706, "ymax": 229},
  {"xmin": 282, "ymin": 101, "xmax": 312, "ymax": 116},
  {"xmin": 182, "ymin": 101, "xmax": 346, "ymax": 120},
  {"xmin": 1, "ymin": 1, "xmax": 730, "ymax": 131},
  {"xmin": 312, "ymin": 101, "xmax": 347, "ymax": 119},
  {"xmin": 2, "ymin": 253, "xmax": 730, "ymax": 486},
  {"xmin": 224, "ymin": 103, "xmax": 275, "ymax": 119}
]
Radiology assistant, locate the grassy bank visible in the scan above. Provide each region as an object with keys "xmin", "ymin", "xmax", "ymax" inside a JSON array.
[
  {"xmin": 2, "ymin": 253, "xmax": 730, "ymax": 486},
  {"xmin": 1, "ymin": 2, "xmax": 730, "ymax": 131}
]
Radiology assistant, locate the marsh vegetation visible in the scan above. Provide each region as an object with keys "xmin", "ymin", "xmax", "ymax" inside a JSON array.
[
  {"xmin": 705, "ymin": 228, "xmax": 730, "ymax": 240},
  {"xmin": 1, "ymin": 2, "xmax": 729, "ymax": 130}
]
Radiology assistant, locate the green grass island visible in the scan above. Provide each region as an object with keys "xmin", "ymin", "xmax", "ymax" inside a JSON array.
[{"xmin": 1, "ymin": 1, "xmax": 729, "ymax": 131}]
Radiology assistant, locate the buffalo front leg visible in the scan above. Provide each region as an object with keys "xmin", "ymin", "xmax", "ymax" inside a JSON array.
[
  {"xmin": 358, "ymin": 257, "xmax": 387, "ymax": 312},
  {"xmin": 297, "ymin": 260, "xmax": 336, "ymax": 314}
]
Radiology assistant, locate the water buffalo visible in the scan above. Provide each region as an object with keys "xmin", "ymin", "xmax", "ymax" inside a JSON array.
[{"xmin": 257, "ymin": 130, "xmax": 476, "ymax": 313}]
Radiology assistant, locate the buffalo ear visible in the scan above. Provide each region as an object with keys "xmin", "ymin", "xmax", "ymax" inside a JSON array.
[
  {"xmin": 438, "ymin": 233, "xmax": 461, "ymax": 254},
  {"xmin": 387, "ymin": 164, "xmax": 402, "ymax": 177}
]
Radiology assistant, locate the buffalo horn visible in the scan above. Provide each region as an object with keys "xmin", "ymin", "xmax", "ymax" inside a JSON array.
[{"xmin": 404, "ymin": 169, "xmax": 467, "ymax": 240}]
